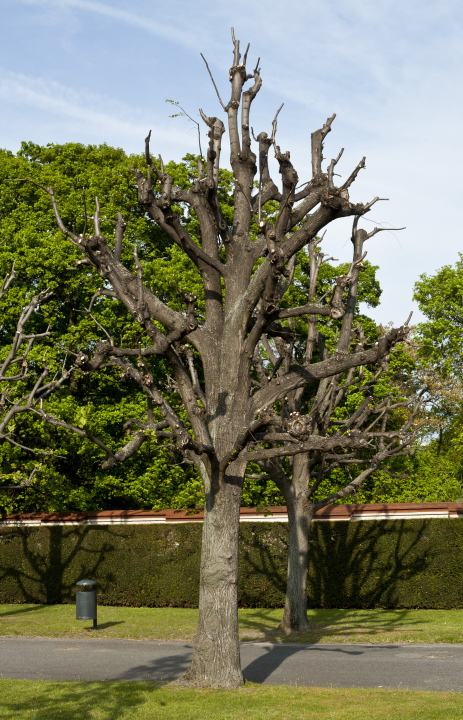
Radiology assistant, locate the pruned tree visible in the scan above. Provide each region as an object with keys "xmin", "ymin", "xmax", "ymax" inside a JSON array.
[
  {"xmin": 7, "ymin": 31, "xmax": 411, "ymax": 687},
  {"xmin": 249, "ymin": 236, "xmax": 420, "ymax": 633}
]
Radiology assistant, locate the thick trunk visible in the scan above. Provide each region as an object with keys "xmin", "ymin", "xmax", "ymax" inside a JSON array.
[
  {"xmin": 280, "ymin": 493, "xmax": 314, "ymax": 632},
  {"xmin": 178, "ymin": 463, "xmax": 244, "ymax": 688}
]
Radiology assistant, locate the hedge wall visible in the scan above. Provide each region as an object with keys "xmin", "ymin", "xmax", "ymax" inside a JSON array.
[{"xmin": 1, "ymin": 519, "xmax": 463, "ymax": 608}]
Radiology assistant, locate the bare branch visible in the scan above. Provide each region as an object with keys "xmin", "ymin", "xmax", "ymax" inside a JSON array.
[
  {"xmin": 328, "ymin": 148, "xmax": 344, "ymax": 186},
  {"xmin": 1, "ymin": 466, "xmax": 40, "ymax": 490},
  {"xmin": 341, "ymin": 157, "xmax": 366, "ymax": 190},
  {"xmin": 366, "ymin": 225, "xmax": 405, "ymax": 240},
  {"xmin": 240, "ymin": 432, "xmax": 369, "ymax": 464},
  {"xmin": 311, "ymin": 114, "xmax": 336, "ymax": 177},
  {"xmin": 1, "ymin": 261, "xmax": 16, "ymax": 299},
  {"xmin": 200, "ymin": 53, "xmax": 226, "ymax": 110},
  {"xmin": 271, "ymin": 103, "xmax": 284, "ymax": 146},
  {"xmin": 251, "ymin": 322, "xmax": 411, "ymax": 416},
  {"xmin": 114, "ymin": 212, "xmax": 127, "ymax": 261}
]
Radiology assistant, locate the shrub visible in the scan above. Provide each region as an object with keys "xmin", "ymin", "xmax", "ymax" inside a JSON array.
[{"xmin": 1, "ymin": 519, "xmax": 462, "ymax": 608}]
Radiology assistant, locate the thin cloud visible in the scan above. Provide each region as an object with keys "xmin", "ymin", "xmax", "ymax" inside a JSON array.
[
  {"xmin": 0, "ymin": 69, "xmax": 145, "ymax": 136},
  {"xmin": 13, "ymin": 0, "xmax": 216, "ymax": 55},
  {"xmin": 0, "ymin": 69, "xmax": 188, "ymax": 151}
]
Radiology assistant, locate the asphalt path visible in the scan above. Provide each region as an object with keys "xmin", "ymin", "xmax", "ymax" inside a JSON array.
[{"xmin": 2, "ymin": 638, "xmax": 463, "ymax": 691}]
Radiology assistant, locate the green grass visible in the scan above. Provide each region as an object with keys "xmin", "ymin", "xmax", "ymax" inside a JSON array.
[
  {"xmin": 2, "ymin": 604, "xmax": 463, "ymax": 644},
  {"xmin": 1, "ymin": 680, "xmax": 463, "ymax": 719}
]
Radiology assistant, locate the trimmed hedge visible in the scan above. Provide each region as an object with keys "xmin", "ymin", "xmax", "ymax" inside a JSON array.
[{"xmin": 1, "ymin": 519, "xmax": 463, "ymax": 608}]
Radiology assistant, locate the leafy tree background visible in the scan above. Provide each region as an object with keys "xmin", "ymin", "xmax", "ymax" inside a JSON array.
[
  {"xmin": 402, "ymin": 255, "xmax": 463, "ymax": 502},
  {"xmin": 1, "ymin": 142, "xmax": 461, "ymax": 514},
  {"xmin": 0, "ymin": 142, "xmax": 202, "ymax": 514}
]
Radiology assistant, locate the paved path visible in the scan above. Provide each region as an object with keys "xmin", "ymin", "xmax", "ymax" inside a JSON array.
[{"xmin": 1, "ymin": 638, "xmax": 463, "ymax": 691}]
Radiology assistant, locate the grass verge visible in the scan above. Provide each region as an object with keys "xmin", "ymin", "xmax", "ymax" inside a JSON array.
[
  {"xmin": 1, "ymin": 679, "xmax": 463, "ymax": 719},
  {"xmin": 1, "ymin": 604, "xmax": 463, "ymax": 643}
]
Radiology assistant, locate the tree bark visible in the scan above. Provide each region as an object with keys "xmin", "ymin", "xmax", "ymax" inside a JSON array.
[
  {"xmin": 278, "ymin": 454, "xmax": 315, "ymax": 633},
  {"xmin": 280, "ymin": 493, "xmax": 314, "ymax": 632},
  {"xmin": 178, "ymin": 462, "xmax": 244, "ymax": 688}
]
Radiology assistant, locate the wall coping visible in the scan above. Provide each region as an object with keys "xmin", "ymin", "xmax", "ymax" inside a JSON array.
[{"xmin": 1, "ymin": 502, "xmax": 463, "ymax": 527}]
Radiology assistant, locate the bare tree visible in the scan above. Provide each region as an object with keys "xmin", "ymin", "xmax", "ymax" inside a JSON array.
[
  {"xmin": 250, "ymin": 235, "xmax": 420, "ymax": 632},
  {"xmin": 8, "ymin": 31, "xmax": 411, "ymax": 687}
]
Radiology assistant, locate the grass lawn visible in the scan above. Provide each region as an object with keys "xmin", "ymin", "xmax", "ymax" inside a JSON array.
[
  {"xmin": 1, "ymin": 604, "xmax": 463, "ymax": 644},
  {"xmin": 1, "ymin": 680, "xmax": 463, "ymax": 719}
]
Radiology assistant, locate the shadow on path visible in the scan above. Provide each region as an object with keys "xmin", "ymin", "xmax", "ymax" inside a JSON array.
[
  {"xmin": 242, "ymin": 643, "xmax": 365, "ymax": 683},
  {"xmin": 117, "ymin": 648, "xmax": 193, "ymax": 681}
]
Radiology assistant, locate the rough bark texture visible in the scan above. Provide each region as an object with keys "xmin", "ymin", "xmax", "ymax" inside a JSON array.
[
  {"xmin": 280, "ymin": 460, "xmax": 314, "ymax": 632},
  {"xmin": 179, "ymin": 464, "xmax": 244, "ymax": 686},
  {"xmin": 8, "ymin": 31, "xmax": 415, "ymax": 685}
]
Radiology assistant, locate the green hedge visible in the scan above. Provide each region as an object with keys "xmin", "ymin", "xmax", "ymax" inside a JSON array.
[{"xmin": 1, "ymin": 519, "xmax": 463, "ymax": 608}]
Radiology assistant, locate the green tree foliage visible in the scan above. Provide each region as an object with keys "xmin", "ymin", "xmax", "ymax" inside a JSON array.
[
  {"xmin": 2, "ymin": 142, "xmax": 446, "ymax": 514},
  {"xmin": 412, "ymin": 256, "xmax": 463, "ymax": 439},
  {"xmin": 413, "ymin": 254, "xmax": 463, "ymax": 378},
  {"xmin": 405, "ymin": 255, "xmax": 463, "ymax": 494},
  {"xmin": 0, "ymin": 141, "xmax": 386, "ymax": 515},
  {"xmin": 306, "ymin": 251, "xmax": 463, "ymax": 506},
  {"xmin": 0, "ymin": 142, "xmax": 207, "ymax": 514}
]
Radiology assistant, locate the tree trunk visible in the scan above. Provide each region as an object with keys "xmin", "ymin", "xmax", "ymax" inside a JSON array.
[
  {"xmin": 279, "ymin": 492, "xmax": 314, "ymax": 632},
  {"xmin": 178, "ymin": 463, "xmax": 244, "ymax": 688}
]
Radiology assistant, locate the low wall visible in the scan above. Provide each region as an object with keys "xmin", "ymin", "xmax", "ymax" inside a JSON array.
[
  {"xmin": 2, "ymin": 502, "xmax": 462, "ymax": 526},
  {"xmin": 1, "ymin": 517, "xmax": 463, "ymax": 608}
]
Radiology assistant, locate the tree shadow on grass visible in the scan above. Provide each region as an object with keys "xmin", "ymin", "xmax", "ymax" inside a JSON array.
[
  {"xmin": 0, "ymin": 680, "xmax": 165, "ymax": 720},
  {"xmin": 238, "ymin": 607, "xmax": 425, "ymax": 643},
  {"xmin": 0, "ymin": 605, "xmax": 44, "ymax": 617},
  {"xmin": 303, "ymin": 608, "xmax": 423, "ymax": 640}
]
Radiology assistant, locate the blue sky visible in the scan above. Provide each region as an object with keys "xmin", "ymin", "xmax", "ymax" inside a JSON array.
[{"xmin": 1, "ymin": 0, "xmax": 462, "ymax": 326}]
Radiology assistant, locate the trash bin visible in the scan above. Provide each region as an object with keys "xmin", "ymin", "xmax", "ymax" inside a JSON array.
[{"xmin": 75, "ymin": 579, "xmax": 97, "ymax": 629}]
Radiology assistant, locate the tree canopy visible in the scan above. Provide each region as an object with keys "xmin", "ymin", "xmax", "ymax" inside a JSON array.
[
  {"xmin": 0, "ymin": 143, "xmax": 203, "ymax": 514},
  {"xmin": 1, "ymin": 142, "xmax": 422, "ymax": 516},
  {"xmin": 409, "ymin": 256, "xmax": 463, "ymax": 490},
  {"xmin": 413, "ymin": 254, "xmax": 463, "ymax": 379}
]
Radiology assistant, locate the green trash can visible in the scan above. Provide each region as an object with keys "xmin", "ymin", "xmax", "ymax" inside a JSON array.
[{"xmin": 76, "ymin": 579, "xmax": 97, "ymax": 630}]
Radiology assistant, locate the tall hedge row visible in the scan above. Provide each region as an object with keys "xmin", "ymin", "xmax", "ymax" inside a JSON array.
[{"xmin": 1, "ymin": 519, "xmax": 463, "ymax": 608}]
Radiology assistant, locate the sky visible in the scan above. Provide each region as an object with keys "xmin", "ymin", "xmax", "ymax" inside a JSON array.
[{"xmin": 1, "ymin": 0, "xmax": 462, "ymax": 326}]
